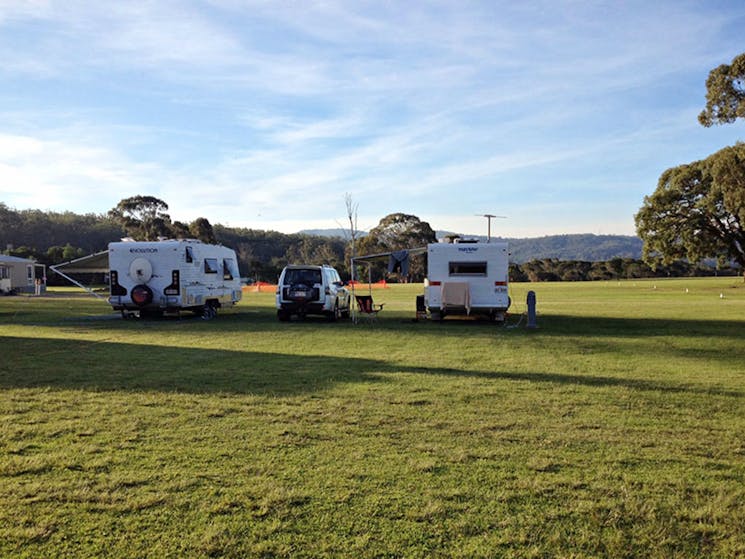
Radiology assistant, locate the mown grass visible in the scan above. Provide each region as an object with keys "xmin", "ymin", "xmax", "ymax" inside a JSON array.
[{"xmin": 1, "ymin": 279, "xmax": 744, "ymax": 558}]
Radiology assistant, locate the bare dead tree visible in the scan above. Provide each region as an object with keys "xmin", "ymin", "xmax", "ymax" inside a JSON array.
[{"xmin": 342, "ymin": 193, "xmax": 359, "ymax": 281}]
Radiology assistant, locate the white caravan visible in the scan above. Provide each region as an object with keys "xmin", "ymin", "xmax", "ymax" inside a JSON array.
[
  {"xmin": 108, "ymin": 239, "xmax": 242, "ymax": 318},
  {"xmin": 424, "ymin": 240, "xmax": 510, "ymax": 321}
]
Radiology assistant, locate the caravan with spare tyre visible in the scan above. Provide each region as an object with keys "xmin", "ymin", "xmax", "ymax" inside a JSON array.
[{"xmin": 108, "ymin": 239, "xmax": 242, "ymax": 318}]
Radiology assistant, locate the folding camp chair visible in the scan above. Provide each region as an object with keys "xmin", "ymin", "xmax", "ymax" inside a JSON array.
[{"xmin": 354, "ymin": 295, "xmax": 384, "ymax": 323}]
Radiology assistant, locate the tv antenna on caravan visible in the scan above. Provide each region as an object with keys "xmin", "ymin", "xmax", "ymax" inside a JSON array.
[{"xmin": 476, "ymin": 214, "xmax": 506, "ymax": 242}]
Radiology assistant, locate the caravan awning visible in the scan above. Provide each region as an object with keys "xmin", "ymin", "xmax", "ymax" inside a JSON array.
[
  {"xmin": 352, "ymin": 246, "xmax": 427, "ymax": 262},
  {"xmin": 50, "ymin": 250, "xmax": 109, "ymax": 274},
  {"xmin": 49, "ymin": 250, "xmax": 110, "ymax": 299},
  {"xmin": 352, "ymin": 246, "xmax": 428, "ymax": 278}
]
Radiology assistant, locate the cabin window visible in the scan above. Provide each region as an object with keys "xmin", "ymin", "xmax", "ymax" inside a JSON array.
[
  {"xmin": 27, "ymin": 266, "xmax": 33, "ymax": 280},
  {"xmin": 204, "ymin": 258, "xmax": 219, "ymax": 274},
  {"xmin": 185, "ymin": 246, "xmax": 194, "ymax": 263},
  {"xmin": 223, "ymin": 258, "xmax": 238, "ymax": 280},
  {"xmin": 0, "ymin": 266, "xmax": 8, "ymax": 279},
  {"xmin": 449, "ymin": 261, "xmax": 487, "ymax": 276}
]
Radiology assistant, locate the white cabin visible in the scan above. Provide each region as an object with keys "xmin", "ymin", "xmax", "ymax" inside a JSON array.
[
  {"xmin": 0, "ymin": 254, "xmax": 45, "ymax": 295},
  {"xmin": 108, "ymin": 239, "xmax": 241, "ymax": 318},
  {"xmin": 424, "ymin": 240, "xmax": 510, "ymax": 321}
]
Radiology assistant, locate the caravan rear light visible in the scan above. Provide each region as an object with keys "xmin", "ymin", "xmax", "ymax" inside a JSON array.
[
  {"xmin": 495, "ymin": 281, "xmax": 507, "ymax": 286},
  {"xmin": 131, "ymin": 284, "xmax": 153, "ymax": 306},
  {"xmin": 164, "ymin": 270, "xmax": 180, "ymax": 295},
  {"xmin": 429, "ymin": 281, "xmax": 441, "ymax": 286},
  {"xmin": 110, "ymin": 270, "xmax": 127, "ymax": 296}
]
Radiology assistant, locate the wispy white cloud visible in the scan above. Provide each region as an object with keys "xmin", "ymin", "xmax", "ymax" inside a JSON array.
[
  {"xmin": 0, "ymin": 0, "xmax": 52, "ymax": 22},
  {"xmin": 0, "ymin": 130, "xmax": 161, "ymax": 214}
]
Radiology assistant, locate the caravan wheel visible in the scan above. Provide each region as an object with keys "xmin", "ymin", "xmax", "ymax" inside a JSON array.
[{"xmin": 202, "ymin": 304, "xmax": 217, "ymax": 320}]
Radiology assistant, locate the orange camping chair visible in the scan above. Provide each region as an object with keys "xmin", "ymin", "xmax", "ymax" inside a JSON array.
[{"xmin": 355, "ymin": 295, "xmax": 384, "ymax": 323}]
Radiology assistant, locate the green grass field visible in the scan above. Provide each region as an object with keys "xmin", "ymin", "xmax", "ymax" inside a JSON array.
[{"xmin": 1, "ymin": 279, "xmax": 744, "ymax": 558}]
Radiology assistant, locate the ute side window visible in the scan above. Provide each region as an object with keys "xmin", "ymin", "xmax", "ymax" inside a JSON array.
[
  {"xmin": 223, "ymin": 259, "xmax": 238, "ymax": 280},
  {"xmin": 185, "ymin": 246, "xmax": 194, "ymax": 263},
  {"xmin": 204, "ymin": 258, "xmax": 219, "ymax": 274},
  {"xmin": 449, "ymin": 261, "xmax": 487, "ymax": 276}
]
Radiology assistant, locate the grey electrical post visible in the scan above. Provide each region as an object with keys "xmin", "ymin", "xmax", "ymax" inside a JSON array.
[{"xmin": 526, "ymin": 291, "xmax": 537, "ymax": 329}]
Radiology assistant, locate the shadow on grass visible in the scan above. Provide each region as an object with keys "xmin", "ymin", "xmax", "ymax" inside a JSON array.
[
  {"xmin": 3, "ymin": 295, "xmax": 744, "ymax": 339},
  {"xmin": 535, "ymin": 314, "xmax": 745, "ymax": 339},
  {"xmin": 184, "ymin": 308, "xmax": 745, "ymax": 342},
  {"xmin": 1, "ymin": 336, "xmax": 740, "ymax": 398},
  {"xmin": 30, "ymin": 305, "xmax": 745, "ymax": 340}
]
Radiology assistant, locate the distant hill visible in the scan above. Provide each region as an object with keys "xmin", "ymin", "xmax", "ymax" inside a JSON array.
[
  {"xmin": 436, "ymin": 232, "xmax": 642, "ymax": 263},
  {"xmin": 302, "ymin": 229, "xmax": 643, "ymax": 263},
  {"xmin": 503, "ymin": 234, "xmax": 642, "ymax": 263}
]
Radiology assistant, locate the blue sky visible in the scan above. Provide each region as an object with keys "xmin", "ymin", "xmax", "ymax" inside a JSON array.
[{"xmin": 1, "ymin": 1, "xmax": 744, "ymax": 238}]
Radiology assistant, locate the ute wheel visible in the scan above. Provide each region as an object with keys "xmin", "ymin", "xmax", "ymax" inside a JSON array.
[
  {"xmin": 277, "ymin": 309, "xmax": 290, "ymax": 322},
  {"xmin": 326, "ymin": 303, "xmax": 339, "ymax": 322},
  {"xmin": 342, "ymin": 296, "xmax": 351, "ymax": 318}
]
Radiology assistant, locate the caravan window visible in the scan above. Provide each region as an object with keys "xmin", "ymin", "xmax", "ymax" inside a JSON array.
[
  {"xmin": 185, "ymin": 246, "xmax": 194, "ymax": 263},
  {"xmin": 204, "ymin": 258, "xmax": 219, "ymax": 274},
  {"xmin": 223, "ymin": 259, "xmax": 238, "ymax": 280},
  {"xmin": 449, "ymin": 261, "xmax": 487, "ymax": 276},
  {"xmin": 0, "ymin": 266, "xmax": 8, "ymax": 279}
]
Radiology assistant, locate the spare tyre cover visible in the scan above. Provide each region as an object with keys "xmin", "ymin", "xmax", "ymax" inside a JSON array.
[{"xmin": 129, "ymin": 257, "xmax": 153, "ymax": 283}]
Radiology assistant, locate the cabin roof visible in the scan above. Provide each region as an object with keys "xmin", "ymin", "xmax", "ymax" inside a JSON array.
[{"xmin": 0, "ymin": 254, "xmax": 36, "ymax": 264}]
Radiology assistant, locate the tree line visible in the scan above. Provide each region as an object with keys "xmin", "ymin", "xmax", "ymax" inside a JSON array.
[
  {"xmin": 0, "ymin": 200, "xmax": 348, "ymax": 283},
  {"xmin": 1, "ymin": 201, "xmax": 739, "ymax": 284},
  {"xmin": 508, "ymin": 258, "xmax": 739, "ymax": 283}
]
